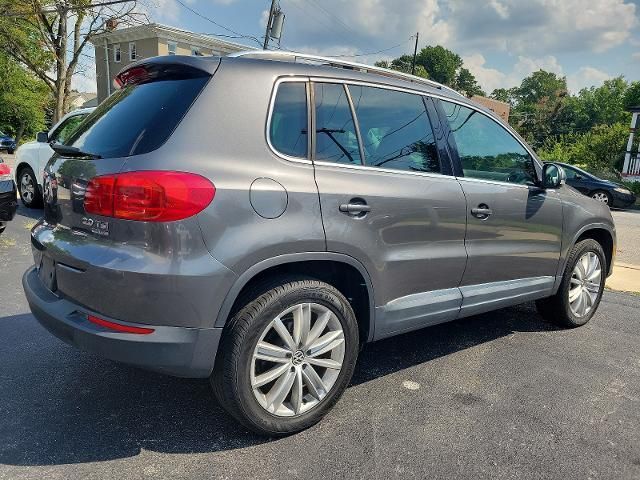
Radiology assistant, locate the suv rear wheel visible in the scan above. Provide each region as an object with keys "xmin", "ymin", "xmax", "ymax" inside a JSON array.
[
  {"xmin": 536, "ymin": 239, "xmax": 606, "ymax": 327},
  {"xmin": 211, "ymin": 277, "xmax": 359, "ymax": 435},
  {"xmin": 18, "ymin": 166, "xmax": 42, "ymax": 208}
]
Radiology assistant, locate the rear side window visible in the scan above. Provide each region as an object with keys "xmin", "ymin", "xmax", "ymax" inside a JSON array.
[
  {"xmin": 314, "ymin": 83, "xmax": 361, "ymax": 165},
  {"xmin": 65, "ymin": 76, "xmax": 209, "ymax": 158},
  {"xmin": 269, "ymin": 82, "xmax": 308, "ymax": 158},
  {"xmin": 349, "ymin": 85, "xmax": 440, "ymax": 174}
]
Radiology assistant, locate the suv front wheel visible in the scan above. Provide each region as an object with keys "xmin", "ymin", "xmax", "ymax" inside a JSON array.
[
  {"xmin": 212, "ymin": 277, "xmax": 359, "ymax": 435},
  {"xmin": 536, "ymin": 239, "xmax": 606, "ymax": 327}
]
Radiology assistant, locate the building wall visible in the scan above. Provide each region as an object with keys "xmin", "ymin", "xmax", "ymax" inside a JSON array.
[
  {"xmin": 157, "ymin": 38, "xmax": 216, "ymax": 56},
  {"xmin": 471, "ymin": 95, "xmax": 511, "ymax": 122},
  {"xmin": 95, "ymin": 38, "xmax": 159, "ymax": 103}
]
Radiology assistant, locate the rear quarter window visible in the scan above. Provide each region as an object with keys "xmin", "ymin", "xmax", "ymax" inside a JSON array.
[
  {"xmin": 65, "ymin": 76, "xmax": 209, "ymax": 158},
  {"xmin": 269, "ymin": 82, "xmax": 308, "ymax": 158}
]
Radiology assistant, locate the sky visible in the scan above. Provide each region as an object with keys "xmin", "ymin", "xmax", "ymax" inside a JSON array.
[{"xmin": 75, "ymin": 0, "xmax": 640, "ymax": 95}]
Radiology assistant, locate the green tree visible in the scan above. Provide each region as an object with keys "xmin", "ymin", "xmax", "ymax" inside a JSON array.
[
  {"xmin": 623, "ymin": 81, "xmax": 640, "ymax": 110},
  {"xmin": 455, "ymin": 67, "xmax": 485, "ymax": 97},
  {"xmin": 0, "ymin": 52, "xmax": 48, "ymax": 144},
  {"xmin": 416, "ymin": 45, "xmax": 462, "ymax": 85},
  {"xmin": 0, "ymin": 0, "xmax": 144, "ymax": 123},
  {"xmin": 490, "ymin": 88, "xmax": 516, "ymax": 105},
  {"xmin": 374, "ymin": 58, "xmax": 429, "ymax": 79}
]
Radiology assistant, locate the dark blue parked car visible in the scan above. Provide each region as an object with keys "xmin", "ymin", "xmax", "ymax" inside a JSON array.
[
  {"xmin": 0, "ymin": 131, "xmax": 16, "ymax": 154},
  {"xmin": 555, "ymin": 162, "xmax": 637, "ymax": 209}
]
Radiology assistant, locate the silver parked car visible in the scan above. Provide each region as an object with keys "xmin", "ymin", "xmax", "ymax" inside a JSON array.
[{"xmin": 23, "ymin": 51, "xmax": 616, "ymax": 435}]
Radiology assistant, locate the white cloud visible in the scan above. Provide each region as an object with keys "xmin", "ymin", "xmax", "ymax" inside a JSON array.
[
  {"xmin": 566, "ymin": 66, "xmax": 611, "ymax": 93},
  {"xmin": 633, "ymin": 52, "xmax": 640, "ymax": 60},
  {"xmin": 463, "ymin": 54, "xmax": 564, "ymax": 93},
  {"xmin": 449, "ymin": 0, "xmax": 637, "ymax": 55}
]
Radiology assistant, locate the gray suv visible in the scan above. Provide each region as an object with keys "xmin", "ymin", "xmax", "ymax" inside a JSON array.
[{"xmin": 23, "ymin": 51, "xmax": 616, "ymax": 435}]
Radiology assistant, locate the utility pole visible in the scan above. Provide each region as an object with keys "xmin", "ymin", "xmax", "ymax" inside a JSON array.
[
  {"xmin": 411, "ymin": 32, "xmax": 419, "ymax": 75},
  {"xmin": 263, "ymin": 0, "xmax": 277, "ymax": 49}
]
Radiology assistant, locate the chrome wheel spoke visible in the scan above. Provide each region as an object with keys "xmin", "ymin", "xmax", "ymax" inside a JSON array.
[
  {"xmin": 266, "ymin": 369, "xmax": 296, "ymax": 411},
  {"xmin": 569, "ymin": 286, "xmax": 582, "ymax": 303},
  {"xmin": 290, "ymin": 368, "xmax": 304, "ymax": 414},
  {"xmin": 306, "ymin": 356, "xmax": 342, "ymax": 370},
  {"xmin": 255, "ymin": 341, "xmax": 291, "ymax": 363},
  {"xmin": 307, "ymin": 330, "xmax": 344, "ymax": 357},
  {"xmin": 302, "ymin": 365, "xmax": 326, "ymax": 400},
  {"xmin": 252, "ymin": 362, "xmax": 290, "ymax": 389},
  {"xmin": 273, "ymin": 317, "xmax": 296, "ymax": 351},
  {"xmin": 306, "ymin": 310, "xmax": 331, "ymax": 347},
  {"xmin": 292, "ymin": 303, "xmax": 311, "ymax": 347}
]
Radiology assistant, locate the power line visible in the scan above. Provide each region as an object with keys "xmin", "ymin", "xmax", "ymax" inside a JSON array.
[
  {"xmin": 324, "ymin": 36, "xmax": 415, "ymax": 58},
  {"xmin": 173, "ymin": 0, "xmax": 262, "ymax": 47}
]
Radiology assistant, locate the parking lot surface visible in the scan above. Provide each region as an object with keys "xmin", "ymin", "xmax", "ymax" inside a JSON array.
[{"xmin": 1, "ymin": 188, "xmax": 640, "ymax": 479}]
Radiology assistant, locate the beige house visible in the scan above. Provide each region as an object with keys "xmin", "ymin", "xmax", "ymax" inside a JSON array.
[
  {"xmin": 471, "ymin": 95, "xmax": 511, "ymax": 122},
  {"xmin": 90, "ymin": 23, "xmax": 251, "ymax": 103}
]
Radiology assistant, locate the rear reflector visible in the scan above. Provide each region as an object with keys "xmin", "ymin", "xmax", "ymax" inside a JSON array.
[
  {"xmin": 84, "ymin": 171, "xmax": 215, "ymax": 222},
  {"xmin": 87, "ymin": 315, "xmax": 155, "ymax": 335}
]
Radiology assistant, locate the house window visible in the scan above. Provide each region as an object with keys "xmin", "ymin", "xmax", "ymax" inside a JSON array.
[
  {"xmin": 129, "ymin": 42, "xmax": 137, "ymax": 61},
  {"xmin": 167, "ymin": 41, "xmax": 177, "ymax": 55},
  {"xmin": 191, "ymin": 46, "xmax": 202, "ymax": 56},
  {"xmin": 113, "ymin": 44, "xmax": 121, "ymax": 62}
]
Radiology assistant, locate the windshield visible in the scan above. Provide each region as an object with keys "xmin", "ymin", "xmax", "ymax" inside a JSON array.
[{"xmin": 64, "ymin": 76, "xmax": 209, "ymax": 158}]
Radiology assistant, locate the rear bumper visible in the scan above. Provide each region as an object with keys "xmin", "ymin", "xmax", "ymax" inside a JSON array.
[{"xmin": 23, "ymin": 267, "xmax": 221, "ymax": 378}]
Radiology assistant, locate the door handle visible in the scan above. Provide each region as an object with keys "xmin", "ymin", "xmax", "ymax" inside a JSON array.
[
  {"xmin": 339, "ymin": 202, "xmax": 371, "ymax": 215},
  {"xmin": 471, "ymin": 204, "xmax": 492, "ymax": 219}
]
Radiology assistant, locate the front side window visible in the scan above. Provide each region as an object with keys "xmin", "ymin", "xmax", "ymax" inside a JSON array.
[
  {"xmin": 441, "ymin": 100, "xmax": 536, "ymax": 185},
  {"xmin": 349, "ymin": 85, "xmax": 440, "ymax": 174},
  {"xmin": 314, "ymin": 83, "xmax": 361, "ymax": 165},
  {"xmin": 50, "ymin": 114, "xmax": 88, "ymax": 144},
  {"xmin": 129, "ymin": 42, "xmax": 137, "ymax": 61},
  {"xmin": 113, "ymin": 44, "xmax": 121, "ymax": 62},
  {"xmin": 269, "ymin": 82, "xmax": 308, "ymax": 158}
]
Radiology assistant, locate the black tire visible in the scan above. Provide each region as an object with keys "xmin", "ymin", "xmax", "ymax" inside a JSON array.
[
  {"xmin": 17, "ymin": 166, "xmax": 42, "ymax": 208},
  {"xmin": 0, "ymin": 224, "xmax": 5, "ymax": 236},
  {"xmin": 7, "ymin": 148, "xmax": 14, "ymax": 155},
  {"xmin": 590, "ymin": 189, "xmax": 612, "ymax": 207},
  {"xmin": 535, "ymin": 239, "xmax": 606, "ymax": 328},
  {"xmin": 211, "ymin": 277, "xmax": 359, "ymax": 436}
]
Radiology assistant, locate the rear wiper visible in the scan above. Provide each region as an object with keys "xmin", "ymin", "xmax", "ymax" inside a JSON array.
[{"xmin": 50, "ymin": 143, "xmax": 102, "ymax": 159}]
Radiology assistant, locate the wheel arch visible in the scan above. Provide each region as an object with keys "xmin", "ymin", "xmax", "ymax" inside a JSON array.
[
  {"xmin": 15, "ymin": 162, "xmax": 36, "ymax": 184},
  {"xmin": 574, "ymin": 226, "xmax": 615, "ymax": 276},
  {"xmin": 215, "ymin": 252, "xmax": 376, "ymax": 343}
]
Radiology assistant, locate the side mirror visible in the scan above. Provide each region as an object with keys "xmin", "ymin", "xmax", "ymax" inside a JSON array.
[
  {"xmin": 541, "ymin": 163, "xmax": 566, "ymax": 189},
  {"xmin": 36, "ymin": 131, "xmax": 48, "ymax": 143}
]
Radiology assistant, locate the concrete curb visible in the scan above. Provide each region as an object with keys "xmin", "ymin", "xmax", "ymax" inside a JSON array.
[{"xmin": 606, "ymin": 262, "xmax": 640, "ymax": 294}]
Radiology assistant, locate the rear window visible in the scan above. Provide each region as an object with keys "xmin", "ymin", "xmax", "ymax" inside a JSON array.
[{"xmin": 65, "ymin": 76, "xmax": 209, "ymax": 158}]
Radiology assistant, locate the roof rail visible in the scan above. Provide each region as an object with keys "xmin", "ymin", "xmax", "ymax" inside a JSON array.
[{"xmin": 228, "ymin": 50, "xmax": 461, "ymax": 96}]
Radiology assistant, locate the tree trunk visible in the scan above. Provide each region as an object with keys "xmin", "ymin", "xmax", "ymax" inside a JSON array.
[{"xmin": 15, "ymin": 120, "xmax": 25, "ymax": 146}]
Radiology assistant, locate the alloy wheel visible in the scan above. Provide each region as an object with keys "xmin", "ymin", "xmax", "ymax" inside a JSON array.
[
  {"xmin": 20, "ymin": 172, "xmax": 35, "ymax": 204},
  {"xmin": 568, "ymin": 251, "xmax": 602, "ymax": 318},
  {"xmin": 592, "ymin": 192, "xmax": 609, "ymax": 204},
  {"xmin": 250, "ymin": 303, "xmax": 345, "ymax": 417}
]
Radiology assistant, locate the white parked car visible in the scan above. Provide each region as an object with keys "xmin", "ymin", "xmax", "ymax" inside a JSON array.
[{"xmin": 14, "ymin": 107, "xmax": 94, "ymax": 208}]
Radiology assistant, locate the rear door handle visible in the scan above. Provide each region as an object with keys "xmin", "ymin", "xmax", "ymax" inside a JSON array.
[
  {"xmin": 471, "ymin": 204, "xmax": 493, "ymax": 219},
  {"xmin": 339, "ymin": 202, "xmax": 371, "ymax": 215}
]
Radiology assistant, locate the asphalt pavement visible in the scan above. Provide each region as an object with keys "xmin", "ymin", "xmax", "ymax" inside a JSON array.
[{"xmin": 1, "ymin": 173, "xmax": 640, "ymax": 479}]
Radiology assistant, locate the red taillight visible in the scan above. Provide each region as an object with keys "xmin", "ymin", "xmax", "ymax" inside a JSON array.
[
  {"xmin": 0, "ymin": 163, "xmax": 11, "ymax": 180},
  {"xmin": 84, "ymin": 171, "xmax": 215, "ymax": 222},
  {"xmin": 88, "ymin": 315, "xmax": 154, "ymax": 335}
]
